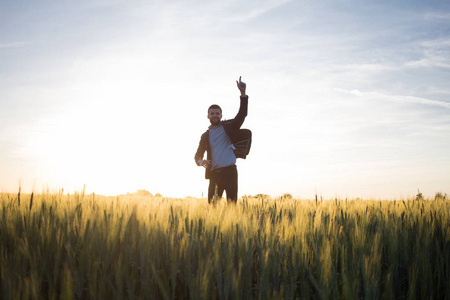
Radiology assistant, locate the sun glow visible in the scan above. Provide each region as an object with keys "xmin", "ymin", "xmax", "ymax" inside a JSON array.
[{"xmin": 22, "ymin": 76, "xmax": 174, "ymax": 195}]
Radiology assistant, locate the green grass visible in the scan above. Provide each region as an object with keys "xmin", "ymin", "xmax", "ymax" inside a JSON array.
[{"xmin": 1, "ymin": 191, "xmax": 449, "ymax": 299}]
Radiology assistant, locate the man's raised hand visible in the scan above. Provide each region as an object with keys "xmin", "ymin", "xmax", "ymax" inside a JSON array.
[{"xmin": 236, "ymin": 76, "xmax": 246, "ymax": 96}]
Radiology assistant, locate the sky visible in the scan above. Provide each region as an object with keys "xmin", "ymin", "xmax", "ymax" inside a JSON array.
[{"xmin": 1, "ymin": 0, "xmax": 449, "ymax": 199}]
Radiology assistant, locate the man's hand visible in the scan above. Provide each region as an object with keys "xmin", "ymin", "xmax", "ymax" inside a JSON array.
[
  {"xmin": 236, "ymin": 76, "xmax": 246, "ymax": 96},
  {"xmin": 200, "ymin": 160, "xmax": 211, "ymax": 168}
]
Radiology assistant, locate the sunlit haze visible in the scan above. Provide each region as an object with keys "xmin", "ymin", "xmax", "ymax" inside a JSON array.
[{"xmin": 1, "ymin": 0, "xmax": 449, "ymax": 199}]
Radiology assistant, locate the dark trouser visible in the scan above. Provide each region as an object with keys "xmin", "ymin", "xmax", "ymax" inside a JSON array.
[{"xmin": 208, "ymin": 164, "xmax": 238, "ymax": 204}]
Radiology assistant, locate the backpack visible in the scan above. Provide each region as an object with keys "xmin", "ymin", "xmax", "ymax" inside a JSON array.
[{"xmin": 232, "ymin": 129, "xmax": 252, "ymax": 159}]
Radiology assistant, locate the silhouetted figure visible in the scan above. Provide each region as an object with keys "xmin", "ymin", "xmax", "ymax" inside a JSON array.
[{"xmin": 194, "ymin": 77, "xmax": 250, "ymax": 204}]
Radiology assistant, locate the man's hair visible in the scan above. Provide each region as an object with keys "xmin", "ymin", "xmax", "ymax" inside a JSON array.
[{"xmin": 208, "ymin": 104, "xmax": 222, "ymax": 113}]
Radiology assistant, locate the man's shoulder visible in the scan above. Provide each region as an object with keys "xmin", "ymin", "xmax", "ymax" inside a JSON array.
[
  {"xmin": 222, "ymin": 118, "xmax": 239, "ymax": 132},
  {"xmin": 222, "ymin": 119, "xmax": 234, "ymax": 127},
  {"xmin": 200, "ymin": 129, "xmax": 210, "ymax": 139}
]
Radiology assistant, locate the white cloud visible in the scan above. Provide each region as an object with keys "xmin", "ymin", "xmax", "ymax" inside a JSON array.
[
  {"xmin": 405, "ymin": 40, "xmax": 450, "ymax": 69},
  {"xmin": 222, "ymin": 0, "xmax": 292, "ymax": 23},
  {"xmin": 424, "ymin": 12, "xmax": 450, "ymax": 21},
  {"xmin": 336, "ymin": 88, "xmax": 450, "ymax": 109}
]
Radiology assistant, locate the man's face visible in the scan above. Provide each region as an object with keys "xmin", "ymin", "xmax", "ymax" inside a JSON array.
[{"xmin": 208, "ymin": 108, "xmax": 222, "ymax": 126}]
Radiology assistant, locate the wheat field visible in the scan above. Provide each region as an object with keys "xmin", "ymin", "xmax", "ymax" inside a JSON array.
[{"xmin": 0, "ymin": 190, "xmax": 449, "ymax": 299}]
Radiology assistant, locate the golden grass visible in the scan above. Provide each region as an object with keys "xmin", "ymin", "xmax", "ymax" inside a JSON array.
[{"xmin": 1, "ymin": 191, "xmax": 449, "ymax": 299}]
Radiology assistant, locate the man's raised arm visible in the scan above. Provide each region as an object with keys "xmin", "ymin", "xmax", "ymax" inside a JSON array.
[
  {"xmin": 236, "ymin": 76, "xmax": 246, "ymax": 96},
  {"xmin": 231, "ymin": 76, "xmax": 248, "ymax": 130}
]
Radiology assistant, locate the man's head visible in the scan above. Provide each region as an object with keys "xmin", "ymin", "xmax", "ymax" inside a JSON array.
[{"xmin": 208, "ymin": 104, "xmax": 222, "ymax": 126}]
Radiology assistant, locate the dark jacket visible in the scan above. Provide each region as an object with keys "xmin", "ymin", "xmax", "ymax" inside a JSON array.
[{"xmin": 195, "ymin": 95, "xmax": 249, "ymax": 179}]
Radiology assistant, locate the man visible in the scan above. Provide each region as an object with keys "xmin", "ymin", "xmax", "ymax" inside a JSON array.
[{"xmin": 194, "ymin": 76, "xmax": 248, "ymax": 204}]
